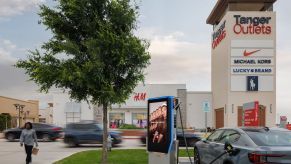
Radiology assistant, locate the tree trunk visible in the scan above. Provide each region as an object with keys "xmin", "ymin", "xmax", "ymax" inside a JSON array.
[{"xmin": 101, "ymin": 103, "xmax": 108, "ymax": 164}]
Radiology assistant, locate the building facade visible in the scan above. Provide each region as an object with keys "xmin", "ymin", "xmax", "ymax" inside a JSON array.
[
  {"xmin": 51, "ymin": 84, "xmax": 213, "ymax": 130},
  {"xmin": 51, "ymin": 92, "xmax": 93, "ymax": 127},
  {"xmin": 207, "ymin": 0, "xmax": 277, "ymax": 128},
  {"xmin": 0, "ymin": 96, "xmax": 39, "ymax": 127},
  {"xmin": 39, "ymin": 103, "xmax": 54, "ymax": 124}
]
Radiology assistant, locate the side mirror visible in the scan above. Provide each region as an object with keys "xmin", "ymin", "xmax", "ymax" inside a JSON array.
[{"xmin": 224, "ymin": 142, "xmax": 240, "ymax": 156}]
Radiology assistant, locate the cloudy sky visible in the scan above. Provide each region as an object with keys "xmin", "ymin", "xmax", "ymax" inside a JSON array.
[{"xmin": 0, "ymin": 0, "xmax": 290, "ymax": 117}]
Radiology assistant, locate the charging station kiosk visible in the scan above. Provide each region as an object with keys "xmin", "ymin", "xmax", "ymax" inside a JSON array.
[{"xmin": 147, "ymin": 96, "xmax": 179, "ymax": 164}]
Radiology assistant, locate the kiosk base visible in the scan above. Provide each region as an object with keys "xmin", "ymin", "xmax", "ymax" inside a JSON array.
[{"xmin": 148, "ymin": 140, "xmax": 179, "ymax": 164}]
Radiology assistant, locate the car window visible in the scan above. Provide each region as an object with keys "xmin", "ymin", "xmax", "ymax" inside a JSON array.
[
  {"xmin": 96, "ymin": 124, "xmax": 103, "ymax": 130},
  {"xmin": 72, "ymin": 124, "xmax": 96, "ymax": 130},
  {"xmin": 207, "ymin": 130, "xmax": 224, "ymax": 142},
  {"xmin": 219, "ymin": 130, "xmax": 240, "ymax": 144},
  {"xmin": 246, "ymin": 130, "xmax": 291, "ymax": 146},
  {"xmin": 72, "ymin": 124, "xmax": 87, "ymax": 130}
]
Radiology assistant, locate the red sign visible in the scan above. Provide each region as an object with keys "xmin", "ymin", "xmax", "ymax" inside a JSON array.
[
  {"xmin": 286, "ymin": 124, "xmax": 291, "ymax": 130},
  {"xmin": 243, "ymin": 101, "xmax": 259, "ymax": 126},
  {"xmin": 280, "ymin": 116, "xmax": 287, "ymax": 122},
  {"xmin": 233, "ymin": 15, "xmax": 272, "ymax": 35},
  {"xmin": 212, "ymin": 20, "xmax": 226, "ymax": 49},
  {"xmin": 133, "ymin": 93, "xmax": 146, "ymax": 101}
]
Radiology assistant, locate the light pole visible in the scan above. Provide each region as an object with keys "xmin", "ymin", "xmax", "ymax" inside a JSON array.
[{"xmin": 14, "ymin": 104, "xmax": 25, "ymax": 127}]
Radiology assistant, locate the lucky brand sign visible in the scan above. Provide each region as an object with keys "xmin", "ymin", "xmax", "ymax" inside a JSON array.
[{"xmin": 243, "ymin": 101, "xmax": 259, "ymax": 126}]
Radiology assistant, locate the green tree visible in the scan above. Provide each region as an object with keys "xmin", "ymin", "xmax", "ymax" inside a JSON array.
[{"xmin": 15, "ymin": 0, "xmax": 150, "ymax": 163}]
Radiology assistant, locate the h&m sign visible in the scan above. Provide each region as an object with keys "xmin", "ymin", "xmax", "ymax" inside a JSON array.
[{"xmin": 133, "ymin": 93, "xmax": 147, "ymax": 101}]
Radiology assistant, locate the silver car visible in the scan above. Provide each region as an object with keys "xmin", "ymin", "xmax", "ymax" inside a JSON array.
[{"xmin": 194, "ymin": 127, "xmax": 291, "ymax": 164}]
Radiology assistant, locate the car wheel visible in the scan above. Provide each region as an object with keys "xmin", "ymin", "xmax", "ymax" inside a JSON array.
[
  {"xmin": 7, "ymin": 133, "xmax": 15, "ymax": 141},
  {"xmin": 42, "ymin": 134, "xmax": 51, "ymax": 142},
  {"xmin": 194, "ymin": 147, "xmax": 201, "ymax": 164},
  {"xmin": 67, "ymin": 138, "xmax": 78, "ymax": 147}
]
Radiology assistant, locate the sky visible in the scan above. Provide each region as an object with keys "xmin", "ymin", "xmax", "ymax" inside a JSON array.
[{"xmin": 0, "ymin": 0, "xmax": 290, "ymax": 117}]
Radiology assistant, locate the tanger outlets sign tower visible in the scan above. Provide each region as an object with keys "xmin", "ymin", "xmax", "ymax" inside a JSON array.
[{"xmin": 207, "ymin": 0, "xmax": 277, "ymax": 128}]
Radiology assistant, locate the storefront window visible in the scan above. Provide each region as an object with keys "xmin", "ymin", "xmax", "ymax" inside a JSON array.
[
  {"xmin": 132, "ymin": 113, "xmax": 147, "ymax": 128},
  {"xmin": 109, "ymin": 113, "xmax": 125, "ymax": 128}
]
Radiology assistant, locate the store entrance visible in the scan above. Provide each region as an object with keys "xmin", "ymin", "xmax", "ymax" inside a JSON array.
[
  {"xmin": 109, "ymin": 113, "xmax": 125, "ymax": 128},
  {"xmin": 215, "ymin": 108, "xmax": 224, "ymax": 129}
]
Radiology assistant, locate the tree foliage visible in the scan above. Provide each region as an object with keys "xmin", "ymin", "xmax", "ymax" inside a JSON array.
[
  {"xmin": 17, "ymin": 0, "xmax": 150, "ymax": 106},
  {"xmin": 16, "ymin": 0, "xmax": 150, "ymax": 163}
]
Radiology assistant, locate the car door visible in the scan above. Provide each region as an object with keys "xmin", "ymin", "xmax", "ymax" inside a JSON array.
[
  {"xmin": 93, "ymin": 124, "xmax": 103, "ymax": 143},
  {"xmin": 199, "ymin": 130, "xmax": 224, "ymax": 164},
  {"xmin": 85, "ymin": 124, "xmax": 103, "ymax": 143},
  {"xmin": 32, "ymin": 123, "xmax": 42, "ymax": 139}
]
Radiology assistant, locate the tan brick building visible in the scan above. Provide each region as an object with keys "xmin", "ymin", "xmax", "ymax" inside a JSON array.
[{"xmin": 0, "ymin": 96, "xmax": 39, "ymax": 128}]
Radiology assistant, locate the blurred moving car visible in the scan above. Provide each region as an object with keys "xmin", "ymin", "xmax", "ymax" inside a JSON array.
[
  {"xmin": 4, "ymin": 123, "xmax": 63, "ymax": 142},
  {"xmin": 194, "ymin": 127, "xmax": 291, "ymax": 164},
  {"xmin": 64, "ymin": 122, "xmax": 122, "ymax": 147},
  {"xmin": 140, "ymin": 129, "xmax": 201, "ymax": 146}
]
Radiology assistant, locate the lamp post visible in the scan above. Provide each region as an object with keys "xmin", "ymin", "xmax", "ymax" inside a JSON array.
[{"xmin": 14, "ymin": 104, "xmax": 25, "ymax": 127}]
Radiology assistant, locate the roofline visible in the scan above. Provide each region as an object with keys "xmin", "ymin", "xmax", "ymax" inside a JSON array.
[
  {"xmin": 0, "ymin": 96, "xmax": 38, "ymax": 105},
  {"xmin": 187, "ymin": 91, "xmax": 212, "ymax": 94},
  {"xmin": 207, "ymin": 0, "xmax": 277, "ymax": 25}
]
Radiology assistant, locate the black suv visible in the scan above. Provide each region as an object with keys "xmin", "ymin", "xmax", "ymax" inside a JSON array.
[
  {"xmin": 64, "ymin": 122, "xmax": 122, "ymax": 147},
  {"xmin": 4, "ymin": 123, "xmax": 63, "ymax": 141}
]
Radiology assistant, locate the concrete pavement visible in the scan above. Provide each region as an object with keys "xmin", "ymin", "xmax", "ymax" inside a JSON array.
[
  {"xmin": 0, "ymin": 138, "xmax": 194, "ymax": 164},
  {"xmin": 0, "ymin": 138, "xmax": 144, "ymax": 164}
]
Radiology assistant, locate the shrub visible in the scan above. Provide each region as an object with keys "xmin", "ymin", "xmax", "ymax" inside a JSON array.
[
  {"xmin": 118, "ymin": 124, "xmax": 143, "ymax": 129},
  {"xmin": 0, "ymin": 114, "xmax": 12, "ymax": 132}
]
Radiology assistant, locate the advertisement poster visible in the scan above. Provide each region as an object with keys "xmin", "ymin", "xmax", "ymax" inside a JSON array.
[
  {"xmin": 243, "ymin": 101, "xmax": 259, "ymax": 126},
  {"xmin": 147, "ymin": 97, "xmax": 173, "ymax": 154}
]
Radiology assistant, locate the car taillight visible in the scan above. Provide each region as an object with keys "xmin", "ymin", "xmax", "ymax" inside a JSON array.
[
  {"xmin": 52, "ymin": 127, "xmax": 62, "ymax": 131},
  {"xmin": 248, "ymin": 152, "xmax": 285, "ymax": 164}
]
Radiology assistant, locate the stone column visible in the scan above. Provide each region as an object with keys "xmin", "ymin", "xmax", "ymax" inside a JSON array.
[{"xmin": 177, "ymin": 89, "xmax": 187, "ymax": 128}]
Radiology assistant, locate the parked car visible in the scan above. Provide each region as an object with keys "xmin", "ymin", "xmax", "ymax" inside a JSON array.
[
  {"xmin": 64, "ymin": 122, "xmax": 122, "ymax": 147},
  {"xmin": 194, "ymin": 127, "xmax": 291, "ymax": 164},
  {"xmin": 140, "ymin": 129, "xmax": 201, "ymax": 146},
  {"xmin": 3, "ymin": 123, "xmax": 63, "ymax": 142}
]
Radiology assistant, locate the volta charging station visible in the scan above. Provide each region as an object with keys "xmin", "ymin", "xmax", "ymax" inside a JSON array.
[{"xmin": 147, "ymin": 96, "xmax": 188, "ymax": 164}]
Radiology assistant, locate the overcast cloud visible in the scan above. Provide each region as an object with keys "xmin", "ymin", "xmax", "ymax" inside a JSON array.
[{"xmin": 0, "ymin": 0, "xmax": 44, "ymax": 18}]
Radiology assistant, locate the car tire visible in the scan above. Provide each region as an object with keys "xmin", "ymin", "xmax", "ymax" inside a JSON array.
[
  {"xmin": 7, "ymin": 133, "xmax": 15, "ymax": 142},
  {"xmin": 194, "ymin": 147, "xmax": 201, "ymax": 164},
  {"xmin": 66, "ymin": 138, "xmax": 78, "ymax": 147},
  {"xmin": 42, "ymin": 134, "xmax": 51, "ymax": 142}
]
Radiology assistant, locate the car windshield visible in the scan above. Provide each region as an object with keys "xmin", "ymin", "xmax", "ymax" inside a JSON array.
[
  {"xmin": 246, "ymin": 130, "xmax": 291, "ymax": 146},
  {"xmin": 96, "ymin": 124, "xmax": 103, "ymax": 130}
]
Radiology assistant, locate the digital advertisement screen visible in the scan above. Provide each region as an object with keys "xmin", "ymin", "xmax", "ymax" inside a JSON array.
[{"xmin": 147, "ymin": 97, "xmax": 173, "ymax": 154}]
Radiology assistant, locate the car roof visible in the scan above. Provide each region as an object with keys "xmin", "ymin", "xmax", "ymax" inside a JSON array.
[{"xmin": 217, "ymin": 126, "xmax": 290, "ymax": 133}]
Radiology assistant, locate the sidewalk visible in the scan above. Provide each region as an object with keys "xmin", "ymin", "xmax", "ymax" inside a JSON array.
[
  {"xmin": 123, "ymin": 136, "xmax": 141, "ymax": 139},
  {"xmin": 0, "ymin": 133, "xmax": 3, "ymax": 139},
  {"xmin": 179, "ymin": 157, "xmax": 195, "ymax": 164}
]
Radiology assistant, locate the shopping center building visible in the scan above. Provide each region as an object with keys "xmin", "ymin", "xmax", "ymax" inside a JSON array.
[
  {"xmin": 0, "ymin": 96, "xmax": 39, "ymax": 128},
  {"xmin": 207, "ymin": 0, "xmax": 277, "ymax": 128},
  {"xmin": 51, "ymin": 84, "xmax": 213, "ymax": 129}
]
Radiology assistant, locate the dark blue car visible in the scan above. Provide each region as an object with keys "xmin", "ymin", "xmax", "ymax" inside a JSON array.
[
  {"xmin": 4, "ymin": 123, "xmax": 63, "ymax": 142},
  {"xmin": 64, "ymin": 122, "xmax": 122, "ymax": 147}
]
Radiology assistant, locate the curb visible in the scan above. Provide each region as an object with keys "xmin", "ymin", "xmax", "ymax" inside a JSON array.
[{"xmin": 123, "ymin": 136, "xmax": 141, "ymax": 139}]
